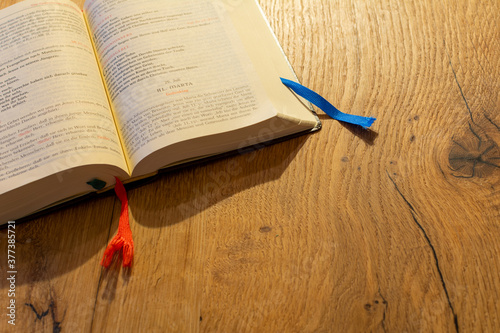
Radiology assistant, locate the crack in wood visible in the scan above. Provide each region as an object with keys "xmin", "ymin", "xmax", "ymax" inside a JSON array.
[
  {"xmin": 377, "ymin": 288, "xmax": 388, "ymax": 333},
  {"xmin": 50, "ymin": 300, "xmax": 63, "ymax": 333},
  {"xmin": 445, "ymin": 42, "xmax": 474, "ymax": 123},
  {"xmin": 386, "ymin": 172, "xmax": 459, "ymax": 332},
  {"xmin": 364, "ymin": 288, "xmax": 389, "ymax": 331},
  {"xmin": 25, "ymin": 300, "xmax": 62, "ymax": 333},
  {"xmin": 26, "ymin": 303, "xmax": 49, "ymax": 321},
  {"xmin": 485, "ymin": 114, "xmax": 500, "ymax": 131}
]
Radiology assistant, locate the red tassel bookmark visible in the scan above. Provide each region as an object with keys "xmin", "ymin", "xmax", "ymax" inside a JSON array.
[{"xmin": 101, "ymin": 177, "xmax": 134, "ymax": 268}]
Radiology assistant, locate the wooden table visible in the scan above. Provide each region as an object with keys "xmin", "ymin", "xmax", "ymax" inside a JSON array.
[{"xmin": 1, "ymin": 0, "xmax": 499, "ymax": 331}]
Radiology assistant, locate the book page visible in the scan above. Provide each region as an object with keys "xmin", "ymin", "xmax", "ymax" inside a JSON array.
[
  {"xmin": 84, "ymin": 0, "xmax": 278, "ymax": 170},
  {"xmin": 0, "ymin": 0, "xmax": 129, "ymax": 195}
]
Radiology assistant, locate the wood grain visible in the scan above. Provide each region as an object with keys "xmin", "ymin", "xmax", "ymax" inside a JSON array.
[{"xmin": 1, "ymin": 0, "xmax": 499, "ymax": 332}]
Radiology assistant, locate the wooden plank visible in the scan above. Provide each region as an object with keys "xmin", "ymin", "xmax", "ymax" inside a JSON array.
[{"xmin": 0, "ymin": 0, "xmax": 498, "ymax": 331}]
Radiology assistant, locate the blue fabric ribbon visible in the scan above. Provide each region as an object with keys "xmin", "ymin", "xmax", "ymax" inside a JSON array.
[{"xmin": 280, "ymin": 77, "xmax": 376, "ymax": 128}]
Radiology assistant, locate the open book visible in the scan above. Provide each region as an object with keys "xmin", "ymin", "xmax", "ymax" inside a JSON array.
[{"xmin": 0, "ymin": 0, "xmax": 320, "ymax": 224}]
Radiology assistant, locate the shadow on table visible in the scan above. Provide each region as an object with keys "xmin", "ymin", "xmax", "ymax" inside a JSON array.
[
  {"xmin": 0, "ymin": 134, "xmax": 310, "ymax": 286},
  {"xmin": 128, "ymin": 135, "xmax": 310, "ymax": 228}
]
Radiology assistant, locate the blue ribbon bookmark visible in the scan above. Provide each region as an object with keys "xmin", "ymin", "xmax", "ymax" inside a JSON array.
[{"xmin": 280, "ymin": 77, "xmax": 376, "ymax": 128}]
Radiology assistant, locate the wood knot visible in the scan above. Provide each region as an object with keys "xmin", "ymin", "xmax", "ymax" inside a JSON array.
[{"xmin": 448, "ymin": 123, "xmax": 500, "ymax": 179}]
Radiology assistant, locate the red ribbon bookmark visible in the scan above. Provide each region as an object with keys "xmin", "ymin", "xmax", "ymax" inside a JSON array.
[{"xmin": 101, "ymin": 177, "xmax": 134, "ymax": 268}]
